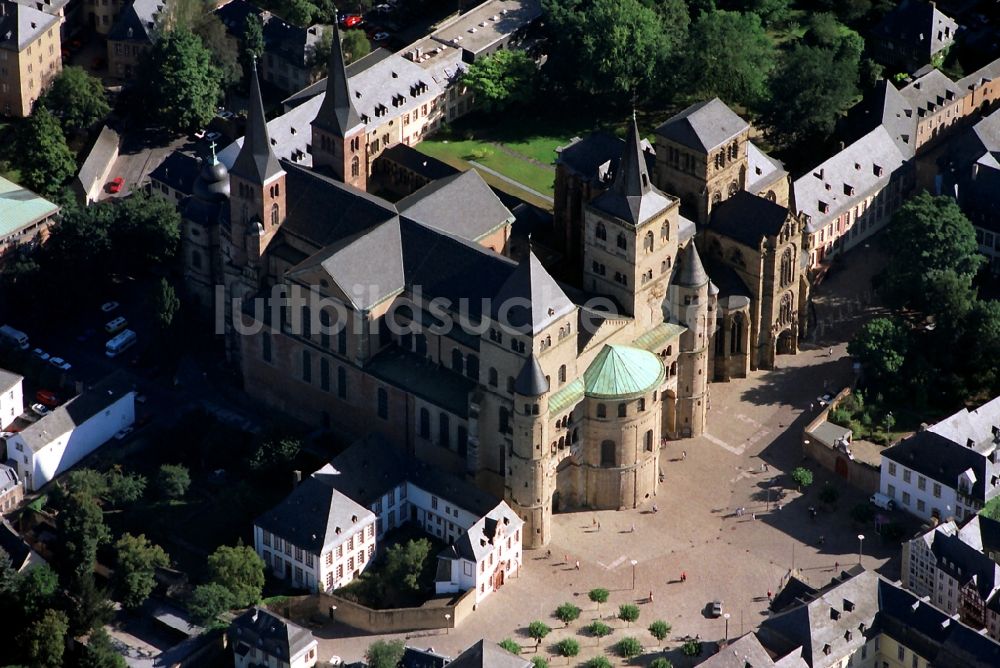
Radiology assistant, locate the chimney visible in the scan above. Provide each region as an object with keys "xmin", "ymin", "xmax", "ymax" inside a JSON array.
[
  {"xmin": 973, "ymin": 162, "xmax": 979, "ymax": 180},
  {"xmin": 292, "ymin": 470, "xmax": 302, "ymax": 485}
]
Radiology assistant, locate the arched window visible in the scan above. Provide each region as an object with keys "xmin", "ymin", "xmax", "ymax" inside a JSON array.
[
  {"xmin": 419, "ymin": 408, "xmax": 430, "ymax": 438},
  {"xmin": 618, "ymin": 403, "xmax": 627, "ymax": 418},
  {"xmin": 728, "ymin": 180, "xmax": 739, "ymax": 197},
  {"xmin": 451, "ymin": 348, "xmax": 463, "ymax": 373},
  {"xmin": 596, "ymin": 223, "xmax": 607, "ymax": 241},
  {"xmin": 596, "ymin": 404, "xmax": 606, "ymax": 418},
  {"xmin": 780, "ymin": 247, "xmax": 794, "ymax": 287},
  {"xmin": 731, "ymin": 313, "xmax": 743, "ymax": 354},
  {"xmin": 351, "ymin": 155, "xmax": 359, "ymax": 178},
  {"xmin": 558, "ymin": 365, "xmax": 566, "ymax": 384},
  {"xmin": 669, "ymin": 361, "xmax": 677, "ymax": 376},
  {"xmin": 644, "ymin": 231, "xmax": 654, "ymax": 253},
  {"xmin": 766, "ymin": 190, "xmax": 777, "ymax": 203},
  {"xmin": 488, "ymin": 367, "xmax": 498, "ymax": 387},
  {"xmin": 601, "ymin": 440, "xmax": 616, "ymax": 467},
  {"xmin": 270, "ymin": 203, "xmax": 279, "ymax": 226},
  {"xmin": 466, "ymin": 354, "xmax": 479, "ymax": 381},
  {"xmin": 660, "ymin": 222, "xmax": 669, "ymax": 240},
  {"xmin": 617, "ymin": 233, "xmax": 627, "ymax": 250},
  {"xmin": 638, "ymin": 397, "xmax": 646, "ymax": 412},
  {"xmin": 558, "ymin": 436, "xmax": 565, "ymax": 450},
  {"xmin": 779, "ymin": 292, "xmax": 794, "ymax": 325}
]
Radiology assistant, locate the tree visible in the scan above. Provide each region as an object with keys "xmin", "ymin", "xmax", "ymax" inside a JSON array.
[
  {"xmin": 341, "ymin": 28, "xmax": 371, "ymax": 65},
  {"xmin": 650, "ymin": 659, "xmax": 674, "ymax": 668},
  {"xmin": 648, "ymin": 619, "xmax": 671, "ymax": 645},
  {"xmin": 382, "ymin": 538, "xmax": 432, "ymax": 594},
  {"xmin": 527, "ymin": 621, "xmax": 551, "ymax": 647},
  {"xmin": 16, "ymin": 564, "xmax": 59, "ymax": 618},
  {"xmin": 249, "ymin": 437, "xmax": 301, "ymax": 472},
  {"xmin": 531, "ymin": 658, "xmax": 550, "ymax": 668},
  {"xmin": 555, "ymin": 602, "xmax": 581, "ymax": 626},
  {"xmin": 791, "ymin": 467, "xmax": 814, "ymax": 490},
  {"xmin": 881, "ymin": 192, "xmax": 984, "ymax": 316},
  {"xmin": 617, "ymin": 636, "xmax": 642, "ymax": 659},
  {"xmin": 114, "ymin": 533, "xmax": 169, "ymax": 610},
  {"xmin": 685, "ymin": 9, "xmax": 775, "ymax": 107},
  {"xmin": 585, "ymin": 658, "xmax": 612, "ymax": 668},
  {"xmin": 53, "ymin": 489, "xmax": 111, "ymax": 587},
  {"xmin": 588, "ymin": 587, "xmax": 609, "ymax": 611},
  {"xmin": 0, "ymin": 547, "xmax": 17, "ymax": 595},
  {"xmin": 152, "ymin": 278, "xmax": 181, "ymax": 331},
  {"xmin": 848, "ymin": 318, "xmax": 909, "ymax": 385},
  {"xmin": 365, "ymin": 639, "xmax": 406, "ymax": 668},
  {"xmin": 618, "ymin": 602, "xmax": 640, "ymax": 627},
  {"xmin": 156, "ymin": 464, "xmax": 191, "ymax": 499},
  {"xmin": 64, "ymin": 468, "xmax": 110, "ymax": 498},
  {"xmin": 66, "ymin": 573, "xmax": 115, "ymax": 635},
  {"xmin": 462, "ymin": 50, "xmax": 536, "ymax": 113},
  {"xmin": 79, "ymin": 627, "xmax": 127, "ymax": 668},
  {"xmin": 749, "ymin": 0, "xmax": 792, "ymax": 27},
  {"xmin": 140, "ymin": 28, "xmax": 222, "ymax": 133},
  {"xmin": 14, "ymin": 107, "xmax": 76, "ymax": 196},
  {"xmin": 556, "ymin": 638, "xmax": 580, "ymax": 657},
  {"xmin": 682, "ymin": 639, "xmax": 702, "ymax": 656},
  {"xmin": 169, "ymin": 0, "xmax": 240, "ymax": 87},
  {"xmin": 112, "ymin": 190, "xmax": 182, "ymax": 273},
  {"xmin": 819, "ymin": 482, "xmax": 840, "ymax": 505},
  {"xmin": 206, "ymin": 543, "xmax": 265, "ymax": 607},
  {"xmin": 187, "ymin": 583, "xmax": 235, "ymax": 626},
  {"xmin": 240, "ymin": 13, "xmax": 265, "ymax": 78},
  {"xmin": 21, "ymin": 608, "xmax": 69, "ymax": 668},
  {"xmin": 281, "ymin": 0, "xmax": 315, "ymax": 26},
  {"xmin": 589, "ymin": 620, "xmax": 612, "ymax": 644},
  {"xmin": 104, "ymin": 469, "xmax": 147, "ymax": 507},
  {"xmin": 498, "ymin": 638, "xmax": 521, "ymax": 654},
  {"xmin": 38, "ymin": 66, "xmax": 110, "ymax": 133}
]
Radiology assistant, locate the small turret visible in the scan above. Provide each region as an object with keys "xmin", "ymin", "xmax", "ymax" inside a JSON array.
[{"xmin": 508, "ymin": 354, "xmax": 552, "ymax": 549}]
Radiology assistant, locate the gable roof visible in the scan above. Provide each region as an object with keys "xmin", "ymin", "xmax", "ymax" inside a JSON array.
[
  {"xmin": 871, "ymin": 0, "xmax": 958, "ymax": 57},
  {"xmin": 0, "ymin": 367, "xmax": 22, "ymax": 394},
  {"xmin": 847, "ymin": 80, "xmax": 917, "ymax": 156},
  {"xmin": 397, "ymin": 170, "xmax": 513, "ymax": 242},
  {"xmin": 447, "ymin": 639, "xmax": 531, "ymax": 668},
  {"xmin": 0, "ymin": 1, "xmax": 59, "ymax": 51},
  {"xmin": 882, "ymin": 429, "xmax": 994, "ymax": 500},
  {"xmin": 77, "ymin": 126, "xmax": 121, "ymax": 196},
  {"xmin": 491, "ymin": 250, "xmax": 575, "ymax": 334},
  {"xmin": 444, "ymin": 501, "xmax": 523, "ymax": 562},
  {"xmin": 107, "ymin": 0, "xmax": 163, "ymax": 44},
  {"xmin": 149, "ymin": 151, "xmax": 200, "ymax": 196},
  {"xmin": 710, "ymin": 191, "xmax": 791, "ymax": 248},
  {"xmin": 229, "ymin": 608, "xmax": 316, "ymax": 663},
  {"xmin": 312, "ymin": 22, "xmax": 363, "ymax": 138},
  {"xmin": 655, "ymin": 98, "xmax": 750, "ymax": 153},
  {"xmin": 231, "ymin": 63, "xmax": 284, "ymax": 185}
]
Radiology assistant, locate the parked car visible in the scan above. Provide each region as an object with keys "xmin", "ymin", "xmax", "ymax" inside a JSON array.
[
  {"xmin": 114, "ymin": 426, "xmax": 133, "ymax": 440},
  {"xmin": 31, "ymin": 348, "xmax": 50, "ymax": 361},
  {"xmin": 104, "ymin": 316, "xmax": 128, "ymax": 334},
  {"xmin": 36, "ymin": 390, "xmax": 59, "ymax": 408},
  {"xmin": 710, "ymin": 600, "xmax": 723, "ymax": 617},
  {"xmin": 49, "ymin": 357, "xmax": 72, "ymax": 371},
  {"xmin": 101, "ymin": 301, "xmax": 120, "ymax": 313},
  {"xmin": 204, "ymin": 131, "xmax": 222, "ymax": 143},
  {"xmin": 217, "ymin": 110, "xmax": 235, "ymax": 120},
  {"xmin": 342, "ymin": 13, "xmax": 363, "ymax": 27},
  {"xmin": 373, "ymin": 31, "xmax": 390, "ymax": 41},
  {"xmin": 107, "ymin": 177, "xmax": 124, "ymax": 193},
  {"xmin": 870, "ymin": 492, "xmax": 896, "ymax": 510},
  {"xmin": 31, "ymin": 403, "xmax": 50, "ymax": 417}
]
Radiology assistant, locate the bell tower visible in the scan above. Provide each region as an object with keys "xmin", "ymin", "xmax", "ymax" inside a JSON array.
[
  {"xmin": 311, "ymin": 23, "xmax": 367, "ymax": 191},
  {"xmin": 506, "ymin": 354, "xmax": 553, "ymax": 549}
]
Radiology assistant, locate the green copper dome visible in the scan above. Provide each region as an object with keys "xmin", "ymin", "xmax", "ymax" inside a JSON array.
[{"xmin": 583, "ymin": 345, "xmax": 665, "ymax": 400}]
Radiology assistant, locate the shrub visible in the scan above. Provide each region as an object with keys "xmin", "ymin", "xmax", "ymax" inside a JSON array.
[
  {"xmin": 531, "ymin": 658, "xmax": 549, "ymax": 668},
  {"xmin": 556, "ymin": 638, "xmax": 580, "ymax": 657},
  {"xmin": 589, "ymin": 620, "xmax": 612, "ymax": 640},
  {"xmin": 682, "ymin": 639, "xmax": 702, "ymax": 656},
  {"xmin": 791, "ymin": 467, "xmax": 814, "ymax": 489},
  {"xmin": 648, "ymin": 619, "xmax": 671, "ymax": 644},
  {"xmin": 498, "ymin": 638, "xmax": 520, "ymax": 655},
  {"xmin": 819, "ymin": 482, "xmax": 840, "ymax": 505},
  {"xmin": 650, "ymin": 659, "xmax": 673, "ymax": 668},
  {"xmin": 617, "ymin": 636, "xmax": 642, "ymax": 658},
  {"xmin": 588, "ymin": 587, "xmax": 610, "ymax": 608},
  {"xmin": 585, "ymin": 658, "xmax": 612, "ymax": 668},
  {"xmin": 555, "ymin": 602, "xmax": 581, "ymax": 626},
  {"xmin": 618, "ymin": 603, "xmax": 640, "ymax": 626}
]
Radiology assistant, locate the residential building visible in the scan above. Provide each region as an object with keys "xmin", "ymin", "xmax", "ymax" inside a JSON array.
[
  {"xmin": 12, "ymin": 0, "xmax": 77, "ymax": 41},
  {"xmin": 880, "ymin": 396, "xmax": 1000, "ymax": 523},
  {"xmin": 435, "ymin": 501, "xmax": 523, "ymax": 603},
  {"xmin": 446, "ymin": 639, "xmax": 530, "ymax": 668},
  {"xmin": 900, "ymin": 67, "xmax": 965, "ymax": 152},
  {"xmin": 421, "ymin": 0, "xmax": 540, "ymax": 63},
  {"xmin": 902, "ymin": 515, "xmax": 1000, "ymax": 640},
  {"xmin": 4, "ymin": 372, "xmax": 135, "ymax": 491},
  {"xmin": 148, "ymin": 150, "xmax": 199, "ymax": 204},
  {"xmin": 0, "ymin": 175, "xmax": 59, "ymax": 263},
  {"xmin": 751, "ymin": 569, "xmax": 1000, "ymax": 667},
  {"xmin": 73, "ymin": 125, "xmax": 120, "ymax": 205},
  {"xmin": 0, "ymin": 463, "xmax": 23, "ymax": 514},
  {"xmin": 869, "ymin": 0, "xmax": 958, "ymax": 73},
  {"xmin": 0, "ymin": 367, "xmax": 23, "ymax": 429},
  {"xmin": 0, "ymin": 0, "xmax": 62, "ymax": 117},
  {"xmin": 106, "ymin": 0, "xmax": 167, "ymax": 79},
  {"xmin": 86, "ymin": 0, "xmax": 126, "ymax": 34},
  {"xmin": 254, "ymin": 469, "xmax": 378, "ymax": 592},
  {"xmin": 229, "ymin": 607, "xmax": 318, "ymax": 668}
]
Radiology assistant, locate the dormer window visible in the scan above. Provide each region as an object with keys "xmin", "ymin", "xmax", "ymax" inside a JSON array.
[
  {"xmin": 873, "ymin": 164, "xmax": 883, "ymax": 177},
  {"xmin": 844, "ymin": 183, "xmax": 855, "ymax": 196},
  {"xmin": 818, "ymin": 201, "xmax": 829, "ymax": 214}
]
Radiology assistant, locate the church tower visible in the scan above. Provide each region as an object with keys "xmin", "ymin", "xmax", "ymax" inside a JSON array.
[
  {"xmin": 669, "ymin": 243, "xmax": 713, "ymax": 437},
  {"xmin": 311, "ymin": 23, "xmax": 367, "ymax": 190},
  {"xmin": 507, "ymin": 354, "xmax": 553, "ymax": 549},
  {"xmin": 583, "ymin": 114, "xmax": 679, "ymax": 330},
  {"xmin": 229, "ymin": 60, "xmax": 286, "ymax": 269}
]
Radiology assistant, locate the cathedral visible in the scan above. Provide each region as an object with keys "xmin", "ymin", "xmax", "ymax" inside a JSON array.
[{"xmin": 168, "ymin": 29, "xmax": 810, "ymax": 548}]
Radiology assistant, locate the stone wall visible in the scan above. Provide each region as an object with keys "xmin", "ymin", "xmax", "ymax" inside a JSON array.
[{"xmin": 802, "ymin": 388, "xmax": 880, "ymax": 495}]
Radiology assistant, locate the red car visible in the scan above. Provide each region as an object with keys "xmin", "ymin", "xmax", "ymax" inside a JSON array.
[
  {"xmin": 107, "ymin": 177, "xmax": 124, "ymax": 193},
  {"xmin": 36, "ymin": 390, "xmax": 60, "ymax": 408},
  {"xmin": 342, "ymin": 14, "xmax": 363, "ymax": 28}
]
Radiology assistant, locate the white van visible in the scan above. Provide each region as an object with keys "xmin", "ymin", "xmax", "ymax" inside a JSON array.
[{"xmin": 871, "ymin": 492, "xmax": 896, "ymax": 511}]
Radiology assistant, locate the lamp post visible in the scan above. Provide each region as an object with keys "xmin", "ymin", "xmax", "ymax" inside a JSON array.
[
  {"xmin": 445, "ymin": 613, "xmax": 451, "ymax": 634},
  {"xmin": 630, "ymin": 559, "xmax": 638, "ymax": 590},
  {"xmin": 723, "ymin": 613, "xmax": 731, "ymax": 645},
  {"xmin": 857, "ymin": 534, "xmax": 865, "ymax": 565}
]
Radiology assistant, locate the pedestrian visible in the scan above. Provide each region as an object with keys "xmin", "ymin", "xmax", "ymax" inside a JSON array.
[
  {"xmin": 682, "ymin": 450, "xmax": 687, "ymax": 460},
  {"xmin": 776, "ymin": 503, "xmax": 782, "ymax": 511},
  {"xmin": 546, "ymin": 549, "xmax": 552, "ymax": 559},
  {"xmin": 574, "ymin": 560, "xmax": 580, "ymax": 570},
  {"xmin": 649, "ymin": 590, "xmax": 654, "ymax": 603},
  {"xmin": 834, "ymin": 561, "xmax": 839, "ymax": 571},
  {"xmin": 752, "ymin": 513, "xmax": 757, "ymax": 521},
  {"xmin": 681, "ymin": 571, "xmax": 687, "ymax": 582},
  {"xmin": 829, "ymin": 347, "xmax": 834, "ymax": 357},
  {"xmin": 652, "ymin": 503, "xmax": 659, "ymax": 513},
  {"xmin": 597, "ymin": 521, "xmax": 601, "ymax": 532},
  {"xmin": 767, "ymin": 590, "xmax": 772, "ymax": 601},
  {"xmin": 809, "ymin": 402, "xmax": 814, "ymax": 411},
  {"xmin": 630, "ymin": 523, "xmax": 636, "ymax": 533},
  {"xmin": 593, "ymin": 517, "xmax": 597, "ymax": 528},
  {"xmin": 764, "ymin": 463, "xmax": 769, "ymax": 472}
]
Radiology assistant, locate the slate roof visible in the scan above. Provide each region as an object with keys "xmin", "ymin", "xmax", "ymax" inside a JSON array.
[
  {"xmin": 900, "ymin": 67, "xmax": 962, "ymax": 119},
  {"xmin": 15, "ymin": 372, "xmax": 133, "ymax": 453},
  {"xmin": 231, "ymin": 63, "xmax": 284, "ymax": 185},
  {"xmin": 871, "ymin": 0, "xmax": 958, "ymax": 57},
  {"xmin": 583, "ymin": 345, "xmax": 664, "ymax": 400},
  {"xmin": 0, "ymin": 367, "xmax": 22, "ymax": 394},
  {"xmin": 696, "ymin": 632, "xmax": 789, "ymax": 667},
  {"xmin": 0, "ymin": 174, "xmax": 58, "ymax": 238},
  {"xmin": 0, "ymin": 462, "xmax": 19, "ymax": 494},
  {"xmin": 397, "ymin": 170, "xmax": 513, "ymax": 242},
  {"xmin": 312, "ymin": 23, "xmax": 363, "ymax": 138},
  {"xmin": 491, "ymin": 250, "xmax": 575, "ymax": 334},
  {"xmin": 0, "ymin": 1, "xmax": 59, "ymax": 51},
  {"xmin": 929, "ymin": 518, "xmax": 1000, "ymax": 602},
  {"xmin": 401, "ymin": 646, "xmax": 451, "ymax": 668},
  {"xmin": 513, "ymin": 354, "xmax": 547, "ymax": 396},
  {"xmin": 378, "ymin": 143, "xmax": 459, "ymax": 182},
  {"xmin": 590, "ymin": 116, "xmax": 673, "ymax": 226},
  {"xmin": 846, "ymin": 80, "xmax": 917, "ymax": 156},
  {"xmin": 345, "ymin": 51, "xmax": 443, "ymax": 134},
  {"xmin": 709, "ymin": 191, "xmax": 790, "ymax": 248},
  {"xmin": 279, "ymin": 47, "xmax": 396, "ymax": 109},
  {"xmin": 793, "ymin": 126, "xmax": 908, "ymax": 233},
  {"xmin": 366, "ymin": 345, "xmax": 477, "ymax": 417},
  {"xmin": 107, "ymin": 0, "xmax": 163, "ymax": 43},
  {"xmin": 557, "ymin": 131, "xmax": 626, "ymax": 184},
  {"xmin": 229, "ymin": 608, "xmax": 316, "ymax": 663},
  {"xmin": 655, "ymin": 98, "xmax": 749, "ymax": 153},
  {"xmin": 746, "ymin": 141, "xmax": 787, "ymax": 193},
  {"xmin": 262, "ymin": 18, "xmax": 322, "ymax": 67},
  {"xmin": 675, "ymin": 241, "xmax": 709, "ymax": 288},
  {"xmin": 926, "ymin": 394, "xmax": 1000, "ymax": 448},
  {"xmin": 446, "ymin": 639, "xmax": 531, "ymax": 668},
  {"xmin": 149, "ymin": 151, "xmax": 199, "ymax": 196},
  {"xmin": 444, "ymin": 501, "xmax": 522, "ymax": 562},
  {"xmin": 882, "ymin": 429, "xmax": 996, "ymax": 501}
]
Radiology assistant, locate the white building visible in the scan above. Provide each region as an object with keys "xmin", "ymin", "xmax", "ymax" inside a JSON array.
[
  {"xmin": 880, "ymin": 396, "xmax": 1000, "ymax": 523},
  {"xmin": 0, "ymin": 368, "xmax": 23, "ymax": 430},
  {"xmin": 436, "ymin": 501, "xmax": 523, "ymax": 603},
  {"xmin": 4, "ymin": 373, "xmax": 134, "ymax": 491},
  {"xmin": 229, "ymin": 607, "xmax": 318, "ymax": 668},
  {"xmin": 254, "ymin": 469, "xmax": 378, "ymax": 593}
]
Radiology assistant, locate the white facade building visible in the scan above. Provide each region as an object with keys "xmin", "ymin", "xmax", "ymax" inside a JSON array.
[
  {"xmin": 0, "ymin": 368, "xmax": 23, "ymax": 430},
  {"xmin": 436, "ymin": 501, "xmax": 523, "ymax": 603},
  {"xmin": 880, "ymin": 396, "xmax": 1000, "ymax": 523},
  {"xmin": 4, "ymin": 374, "xmax": 134, "ymax": 491},
  {"xmin": 229, "ymin": 607, "xmax": 318, "ymax": 668}
]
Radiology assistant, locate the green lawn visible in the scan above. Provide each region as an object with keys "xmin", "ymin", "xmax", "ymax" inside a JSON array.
[{"xmin": 417, "ymin": 137, "xmax": 556, "ymax": 198}]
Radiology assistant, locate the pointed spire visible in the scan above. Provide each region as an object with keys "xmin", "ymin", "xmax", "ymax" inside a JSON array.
[
  {"xmin": 231, "ymin": 59, "xmax": 283, "ymax": 184},
  {"xmin": 514, "ymin": 354, "xmax": 548, "ymax": 396},
  {"xmin": 611, "ymin": 111, "xmax": 652, "ymax": 199},
  {"xmin": 313, "ymin": 23, "xmax": 363, "ymax": 138},
  {"xmin": 676, "ymin": 242, "xmax": 709, "ymax": 288},
  {"xmin": 493, "ymin": 251, "xmax": 575, "ymax": 335}
]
